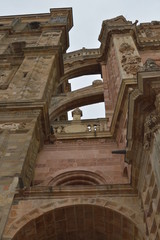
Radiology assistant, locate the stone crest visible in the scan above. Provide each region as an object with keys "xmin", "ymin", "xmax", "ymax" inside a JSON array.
[{"xmin": 119, "ymin": 43, "xmax": 141, "ymax": 75}]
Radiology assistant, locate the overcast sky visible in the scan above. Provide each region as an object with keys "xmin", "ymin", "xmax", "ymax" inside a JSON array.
[
  {"xmin": 1, "ymin": 0, "xmax": 160, "ymax": 51},
  {"xmin": 1, "ymin": 1, "xmax": 160, "ymax": 119}
]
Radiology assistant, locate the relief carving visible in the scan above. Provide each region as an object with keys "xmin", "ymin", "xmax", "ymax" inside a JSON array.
[
  {"xmin": 119, "ymin": 43, "xmax": 141, "ymax": 75},
  {"xmin": 144, "ymin": 112, "xmax": 160, "ymax": 150},
  {"xmin": 138, "ymin": 26, "xmax": 160, "ymax": 42},
  {"xmin": 52, "ymin": 119, "xmax": 108, "ymax": 135},
  {"xmin": 140, "ymin": 58, "xmax": 160, "ymax": 72},
  {"xmin": 0, "ymin": 122, "xmax": 26, "ymax": 131}
]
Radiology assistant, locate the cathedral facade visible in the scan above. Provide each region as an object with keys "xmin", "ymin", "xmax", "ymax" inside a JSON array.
[{"xmin": 0, "ymin": 8, "xmax": 160, "ymax": 240}]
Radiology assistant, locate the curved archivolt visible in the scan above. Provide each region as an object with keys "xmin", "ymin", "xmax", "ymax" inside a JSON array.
[
  {"xmin": 9, "ymin": 204, "xmax": 145, "ymax": 240},
  {"xmin": 49, "ymin": 48, "xmax": 103, "ymax": 120},
  {"xmin": 62, "ymin": 48, "xmax": 101, "ymax": 82},
  {"xmin": 48, "ymin": 170, "xmax": 107, "ymax": 186},
  {"xmin": 49, "ymin": 83, "xmax": 104, "ymax": 120}
]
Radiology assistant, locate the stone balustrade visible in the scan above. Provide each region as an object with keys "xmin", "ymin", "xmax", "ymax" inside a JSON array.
[
  {"xmin": 50, "ymin": 118, "xmax": 109, "ymax": 139},
  {"xmin": 63, "ymin": 48, "xmax": 101, "ymax": 62}
]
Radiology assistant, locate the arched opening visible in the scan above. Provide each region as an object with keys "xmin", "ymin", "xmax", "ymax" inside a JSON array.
[
  {"xmin": 67, "ymin": 74, "xmax": 106, "ymax": 121},
  {"xmin": 68, "ymin": 103, "xmax": 105, "ymax": 120},
  {"xmin": 68, "ymin": 74, "xmax": 102, "ymax": 91},
  {"xmin": 11, "ymin": 204, "xmax": 145, "ymax": 240},
  {"xmin": 50, "ymin": 73, "xmax": 105, "ymax": 122},
  {"xmin": 50, "ymin": 50, "xmax": 103, "ymax": 122},
  {"xmin": 49, "ymin": 83, "xmax": 104, "ymax": 121}
]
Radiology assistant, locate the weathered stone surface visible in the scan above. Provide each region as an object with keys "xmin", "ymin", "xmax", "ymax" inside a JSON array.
[
  {"xmin": 1, "ymin": 8, "xmax": 160, "ymax": 240},
  {"xmin": 34, "ymin": 140, "xmax": 128, "ymax": 186},
  {"xmin": 3, "ymin": 196, "xmax": 145, "ymax": 240},
  {"xmin": 0, "ymin": 8, "xmax": 73, "ymax": 239}
]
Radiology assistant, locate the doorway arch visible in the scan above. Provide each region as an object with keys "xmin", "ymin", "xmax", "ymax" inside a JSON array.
[{"xmin": 5, "ymin": 198, "xmax": 145, "ymax": 240}]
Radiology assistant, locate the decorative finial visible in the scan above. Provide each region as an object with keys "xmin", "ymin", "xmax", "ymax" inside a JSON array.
[{"xmin": 72, "ymin": 108, "xmax": 83, "ymax": 120}]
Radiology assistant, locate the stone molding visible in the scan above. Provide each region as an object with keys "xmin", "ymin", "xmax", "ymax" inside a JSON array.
[
  {"xmin": 48, "ymin": 170, "xmax": 107, "ymax": 186},
  {"xmin": 3, "ymin": 196, "xmax": 145, "ymax": 239}
]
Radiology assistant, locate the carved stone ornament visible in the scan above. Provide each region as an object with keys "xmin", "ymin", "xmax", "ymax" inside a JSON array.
[
  {"xmin": 0, "ymin": 122, "xmax": 26, "ymax": 131},
  {"xmin": 138, "ymin": 26, "xmax": 160, "ymax": 42},
  {"xmin": 119, "ymin": 43, "xmax": 141, "ymax": 75},
  {"xmin": 139, "ymin": 58, "xmax": 160, "ymax": 72},
  {"xmin": 144, "ymin": 112, "xmax": 160, "ymax": 150},
  {"xmin": 72, "ymin": 108, "xmax": 83, "ymax": 120},
  {"xmin": 92, "ymin": 80, "xmax": 103, "ymax": 86},
  {"xmin": 119, "ymin": 43, "xmax": 134, "ymax": 54}
]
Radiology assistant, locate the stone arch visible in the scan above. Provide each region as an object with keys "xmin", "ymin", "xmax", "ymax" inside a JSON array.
[
  {"xmin": 48, "ymin": 170, "xmax": 107, "ymax": 186},
  {"xmin": 50, "ymin": 49, "xmax": 103, "ymax": 120},
  {"xmin": 4, "ymin": 198, "xmax": 146, "ymax": 240},
  {"xmin": 62, "ymin": 60, "xmax": 101, "ymax": 83},
  {"xmin": 49, "ymin": 83, "xmax": 104, "ymax": 120},
  {"xmin": 62, "ymin": 48, "xmax": 101, "ymax": 83}
]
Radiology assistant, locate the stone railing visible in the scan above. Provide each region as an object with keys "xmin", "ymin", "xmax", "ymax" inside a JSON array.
[
  {"xmin": 63, "ymin": 48, "xmax": 101, "ymax": 62},
  {"xmin": 50, "ymin": 118, "xmax": 109, "ymax": 139}
]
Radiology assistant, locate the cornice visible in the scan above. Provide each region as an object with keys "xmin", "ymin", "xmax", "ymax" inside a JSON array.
[
  {"xmin": 0, "ymin": 8, "xmax": 73, "ymax": 52},
  {"xmin": 14, "ymin": 184, "xmax": 137, "ymax": 200},
  {"xmin": 0, "ymin": 101, "xmax": 50, "ymax": 138},
  {"xmin": 0, "ymin": 8, "xmax": 73, "ymax": 30},
  {"xmin": 99, "ymin": 16, "xmax": 134, "ymax": 61},
  {"xmin": 99, "ymin": 16, "xmax": 160, "ymax": 61}
]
